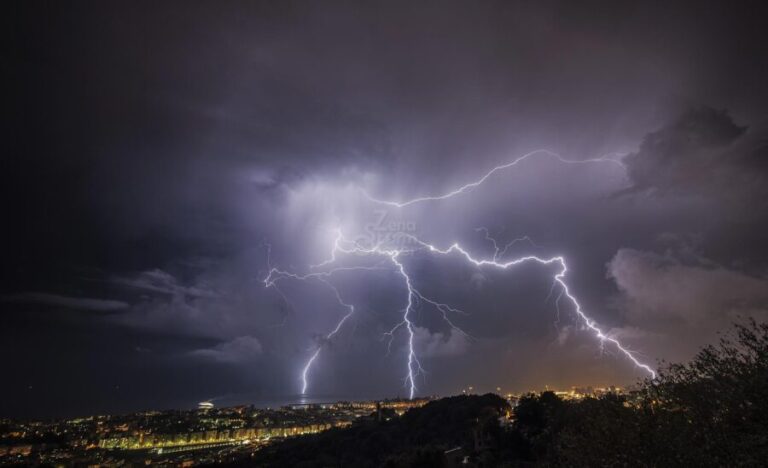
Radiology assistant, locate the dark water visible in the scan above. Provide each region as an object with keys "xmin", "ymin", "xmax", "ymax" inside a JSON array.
[{"xmin": 195, "ymin": 392, "xmax": 393, "ymax": 410}]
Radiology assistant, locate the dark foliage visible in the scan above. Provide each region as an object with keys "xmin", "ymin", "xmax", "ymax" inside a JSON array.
[
  {"xmin": 231, "ymin": 393, "xmax": 509, "ymax": 468},
  {"xmin": 222, "ymin": 320, "xmax": 768, "ymax": 467},
  {"xmin": 522, "ymin": 319, "xmax": 768, "ymax": 467}
]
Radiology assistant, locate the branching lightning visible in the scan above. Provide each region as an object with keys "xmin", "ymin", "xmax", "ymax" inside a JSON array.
[
  {"xmin": 400, "ymin": 234, "xmax": 656, "ymax": 378},
  {"xmin": 265, "ymin": 262, "xmax": 386, "ymax": 395},
  {"xmin": 475, "ymin": 227, "xmax": 538, "ymax": 262},
  {"xmin": 266, "ymin": 231, "xmax": 464, "ymax": 398},
  {"xmin": 264, "ymin": 149, "xmax": 655, "ymax": 399}
]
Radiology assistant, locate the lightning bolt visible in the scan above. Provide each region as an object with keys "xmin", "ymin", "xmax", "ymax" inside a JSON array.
[
  {"xmin": 265, "ymin": 261, "xmax": 383, "ymax": 395},
  {"xmin": 400, "ymin": 234, "xmax": 656, "ymax": 378},
  {"xmin": 475, "ymin": 227, "xmax": 538, "ymax": 261},
  {"xmin": 363, "ymin": 149, "xmax": 625, "ymax": 208},
  {"xmin": 299, "ymin": 279, "xmax": 355, "ymax": 395},
  {"xmin": 389, "ymin": 253, "xmax": 425, "ymax": 398},
  {"xmin": 265, "ymin": 149, "xmax": 655, "ymax": 399},
  {"xmin": 266, "ymin": 231, "xmax": 469, "ymax": 398}
]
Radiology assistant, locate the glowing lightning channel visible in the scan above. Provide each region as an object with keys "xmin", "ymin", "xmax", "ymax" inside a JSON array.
[
  {"xmin": 363, "ymin": 149, "xmax": 625, "ymax": 208},
  {"xmin": 266, "ymin": 230, "xmax": 467, "ymax": 398},
  {"xmin": 361, "ymin": 148, "xmax": 655, "ymax": 379},
  {"xmin": 399, "ymin": 233, "xmax": 656, "ymax": 378},
  {"xmin": 264, "ymin": 261, "xmax": 382, "ymax": 395},
  {"xmin": 265, "ymin": 150, "xmax": 655, "ymax": 399},
  {"xmin": 390, "ymin": 253, "xmax": 425, "ymax": 398},
  {"xmin": 299, "ymin": 279, "xmax": 355, "ymax": 395},
  {"xmin": 476, "ymin": 227, "xmax": 537, "ymax": 261},
  {"xmin": 266, "ymin": 227, "xmax": 655, "ymax": 400}
]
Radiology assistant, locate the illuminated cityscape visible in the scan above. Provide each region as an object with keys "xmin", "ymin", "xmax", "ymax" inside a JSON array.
[
  {"xmin": 0, "ymin": 397, "xmax": 433, "ymax": 465},
  {"xmin": 0, "ymin": 387, "xmax": 645, "ymax": 466}
]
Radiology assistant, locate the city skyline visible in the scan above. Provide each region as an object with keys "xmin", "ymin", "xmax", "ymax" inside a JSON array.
[{"xmin": 0, "ymin": 386, "xmax": 641, "ymax": 465}]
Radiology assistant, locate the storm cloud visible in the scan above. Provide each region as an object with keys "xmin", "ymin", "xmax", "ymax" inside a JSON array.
[{"xmin": 5, "ymin": 0, "xmax": 768, "ymax": 417}]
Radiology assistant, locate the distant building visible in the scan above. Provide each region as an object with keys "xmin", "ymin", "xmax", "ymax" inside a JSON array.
[{"xmin": 198, "ymin": 401, "xmax": 214, "ymax": 410}]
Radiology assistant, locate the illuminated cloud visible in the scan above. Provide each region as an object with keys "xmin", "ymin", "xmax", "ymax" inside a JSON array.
[
  {"xmin": 608, "ymin": 247, "xmax": 768, "ymax": 360},
  {"xmin": 189, "ymin": 336, "xmax": 264, "ymax": 363},
  {"xmin": 416, "ymin": 327, "xmax": 470, "ymax": 357}
]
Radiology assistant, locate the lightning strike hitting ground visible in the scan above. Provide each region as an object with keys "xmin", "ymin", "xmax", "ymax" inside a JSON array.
[
  {"xmin": 264, "ymin": 263, "xmax": 382, "ymax": 395},
  {"xmin": 265, "ymin": 150, "xmax": 655, "ymax": 399},
  {"xmin": 299, "ymin": 278, "xmax": 355, "ymax": 394},
  {"xmin": 265, "ymin": 234, "xmax": 448, "ymax": 397}
]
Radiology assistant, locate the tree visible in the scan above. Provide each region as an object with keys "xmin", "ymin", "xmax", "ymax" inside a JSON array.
[{"xmin": 549, "ymin": 319, "xmax": 768, "ymax": 467}]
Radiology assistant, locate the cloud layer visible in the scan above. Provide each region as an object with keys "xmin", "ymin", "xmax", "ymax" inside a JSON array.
[{"xmin": 5, "ymin": 0, "xmax": 768, "ymax": 417}]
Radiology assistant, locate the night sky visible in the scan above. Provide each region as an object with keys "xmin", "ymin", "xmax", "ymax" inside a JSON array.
[{"xmin": 5, "ymin": 0, "xmax": 768, "ymax": 419}]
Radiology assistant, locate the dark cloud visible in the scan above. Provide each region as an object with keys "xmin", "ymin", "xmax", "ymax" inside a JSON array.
[
  {"xmin": 624, "ymin": 107, "xmax": 747, "ymax": 191},
  {"xmin": 112, "ymin": 269, "xmax": 221, "ymax": 299},
  {"xmin": 1, "ymin": 292, "xmax": 129, "ymax": 312},
  {"xmin": 621, "ymin": 107, "xmax": 768, "ymax": 208},
  {"xmin": 189, "ymin": 336, "xmax": 264, "ymax": 363},
  {"xmin": 623, "ymin": 107, "xmax": 746, "ymax": 192},
  {"xmin": 5, "ymin": 0, "xmax": 768, "ymax": 417}
]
